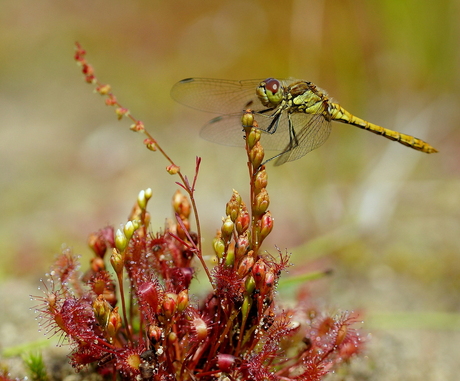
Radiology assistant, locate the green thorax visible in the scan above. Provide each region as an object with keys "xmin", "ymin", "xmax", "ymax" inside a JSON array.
[{"xmin": 286, "ymin": 81, "xmax": 330, "ymax": 115}]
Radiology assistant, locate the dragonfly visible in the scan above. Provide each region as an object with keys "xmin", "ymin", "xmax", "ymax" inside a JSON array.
[{"xmin": 171, "ymin": 78, "xmax": 438, "ymax": 165}]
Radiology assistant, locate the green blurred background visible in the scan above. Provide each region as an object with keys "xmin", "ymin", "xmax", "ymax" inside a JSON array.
[{"xmin": 0, "ymin": 0, "xmax": 459, "ymax": 379}]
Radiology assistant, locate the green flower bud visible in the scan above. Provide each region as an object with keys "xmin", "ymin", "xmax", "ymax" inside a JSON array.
[
  {"xmin": 241, "ymin": 111, "xmax": 254, "ymax": 128},
  {"xmin": 253, "ymin": 189, "xmax": 270, "ymax": 215},
  {"xmin": 247, "ymin": 128, "xmax": 261, "ymax": 150},
  {"xmin": 137, "ymin": 190, "xmax": 147, "ymax": 210},
  {"xmin": 221, "ymin": 216, "xmax": 234, "ymax": 242},
  {"xmin": 226, "ymin": 190, "xmax": 241, "ymax": 222},
  {"xmin": 144, "ymin": 188, "xmax": 152, "ymax": 200},
  {"xmin": 115, "ymin": 229, "xmax": 128, "ymax": 252},
  {"xmin": 249, "ymin": 141, "xmax": 264, "ymax": 169},
  {"xmin": 110, "ymin": 248, "xmax": 124, "ymax": 274},
  {"xmin": 213, "ymin": 237, "xmax": 225, "ymax": 259},
  {"xmin": 254, "ymin": 168, "xmax": 268, "ymax": 194},
  {"xmin": 123, "ymin": 221, "xmax": 135, "ymax": 240}
]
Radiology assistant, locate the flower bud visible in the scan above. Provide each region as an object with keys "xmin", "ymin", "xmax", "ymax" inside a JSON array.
[
  {"xmin": 110, "ymin": 249, "xmax": 124, "ymax": 274},
  {"xmin": 115, "ymin": 229, "xmax": 128, "ymax": 252},
  {"xmin": 148, "ymin": 325, "xmax": 162, "ymax": 344},
  {"xmin": 105, "ymin": 95, "xmax": 117, "ymax": 106},
  {"xmin": 123, "ymin": 221, "xmax": 135, "ymax": 241},
  {"xmin": 235, "ymin": 207, "xmax": 250, "ymax": 235},
  {"xmin": 254, "ymin": 167, "xmax": 268, "ymax": 194},
  {"xmin": 249, "ymin": 141, "xmax": 264, "ymax": 169},
  {"xmin": 129, "ymin": 121, "xmax": 145, "ymax": 132},
  {"xmin": 115, "ymin": 107, "xmax": 129, "ymax": 120},
  {"xmin": 96, "ymin": 84, "xmax": 111, "ymax": 95},
  {"xmin": 144, "ymin": 138, "xmax": 157, "ymax": 151},
  {"xmin": 259, "ymin": 211, "xmax": 274, "ymax": 242},
  {"xmin": 81, "ymin": 63, "xmax": 93, "ymax": 74},
  {"xmin": 260, "ymin": 270, "xmax": 276, "ymax": 297},
  {"xmin": 235, "ymin": 232, "xmax": 250, "ymax": 259},
  {"xmin": 177, "ymin": 289, "xmax": 189, "ymax": 312},
  {"xmin": 221, "ymin": 216, "xmax": 234, "ymax": 243},
  {"xmin": 226, "ymin": 190, "xmax": 241, "ymax": 222},
  {"xmin": 253, "ymin": 189, "xmax": 270, "ymax": 215},
  {"xmin": 166, "ymin": 164, "xmax": 180, "ymax": 175},
  {"xmin": 162, "ymin": 293, "xmax": 177, "ymax": 319},
  {"xmin": 93, "ymin": 295, "xmax": 111, "ymax": 329},
  {"xmin": 172, "ymin": 190, "xmax": 190, "ymax": 218},
  {"xmin": 241, "ymin": 110, "xmax": 254, "ymax": 128},
  {"xmin": 137, "ymin": 191, "xmax": 146, "ymax": 209},
  {"xmin": 88, "ymin": 232, "xmax": 107, "ymax": 258},
  {"xmin": 107, "ymin": 306, "xmax": 122, "ymax": 339},
  {"xmin": 252, "ymin": 259, "xmax": 267, "ymax": 286},
  {"xmin": 212, "ymin": 237, "xmax": 225, "ymax": 259},
  {"xmin": 176, "ymin": 218, "xmax": 190, "ymax": 240},
  {"xmin": 90, "ymin": 257, "xmax": 105, "ymax": 273},
  {"xmin": 144, "ymin": 188, "xmax": 152, "ymax": 201},
  {"xmin": 237, "ymin": 254, "xmax": 255, "ymax": 278},
  {"xmin": 247, "ymin": 127, "xmax": 261, "ymax": 150}
]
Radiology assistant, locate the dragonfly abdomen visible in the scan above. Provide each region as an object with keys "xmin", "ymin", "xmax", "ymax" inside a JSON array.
[{"xmin": 329, "ymin": 103, "xmax": 438, "ymax": 154}]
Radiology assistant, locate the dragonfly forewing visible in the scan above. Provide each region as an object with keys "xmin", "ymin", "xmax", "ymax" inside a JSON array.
[{"xmin": 171, "ymin": 78, "xmax": 266, "ymax": 114}]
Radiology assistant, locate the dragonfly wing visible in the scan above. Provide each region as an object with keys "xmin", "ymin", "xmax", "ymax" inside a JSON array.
[
  {"xmin": 274, "ymin": 112, "xmax": 332, "ymax": 165},
  {"xmin": 256, "ymin": 112, "xmax": 294, "ymax": 151},
  {"xmin": 200, "ymin": 114, "xmax": 249, "ymax": 147},
  {"xmin": 171, "ymin": 78, "xmax": 266, "ymax": 114},
  {"xmin": 200, "ymin": 111, "xmax": 293, "ymax": 151}
]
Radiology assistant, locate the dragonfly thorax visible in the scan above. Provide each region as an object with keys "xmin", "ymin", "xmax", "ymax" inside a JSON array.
[{"xmin": 256, "ymin": 78, "xmax": 284, "ymax": 108}]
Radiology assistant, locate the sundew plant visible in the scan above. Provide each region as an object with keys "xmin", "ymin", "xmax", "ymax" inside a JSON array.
[{"xmin": 25, "ymin": 43, "xmax": 363, "ymax": 381}]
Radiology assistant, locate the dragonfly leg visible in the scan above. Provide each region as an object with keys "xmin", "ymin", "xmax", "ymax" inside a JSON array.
[
  {"xmin": 260, "ymin": 115, "xmax": 299, "ymax": 166},
  {"xmin": 288, "ymin": 115, "xmax": 299, "ymax": 148},
  {"xmin": 264, "ymin": 112, "xmax": 281, "ymax": 134}
]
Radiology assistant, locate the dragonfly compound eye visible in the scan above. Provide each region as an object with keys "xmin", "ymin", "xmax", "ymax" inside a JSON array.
[
  {"xmin": 259, "ymin": 78, "xmax": 283, "ymax": 107},
  {"xmin": 263, "ymin": 78, "xmax": 280, "ymax": 94}
]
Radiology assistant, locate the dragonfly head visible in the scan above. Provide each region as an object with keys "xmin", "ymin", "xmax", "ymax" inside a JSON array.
[{"xmin": 256, "ymin": 78, "xmax": 284, "ymax": 108}]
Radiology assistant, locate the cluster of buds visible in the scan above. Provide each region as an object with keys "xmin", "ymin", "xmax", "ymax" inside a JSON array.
[
  {"xmin": 243, "ymin": 111, "xmax": 274, "ymax": 251},
  {"xmin": 75, "ymin": 43, "xmax": 120, "ymax": 113}
]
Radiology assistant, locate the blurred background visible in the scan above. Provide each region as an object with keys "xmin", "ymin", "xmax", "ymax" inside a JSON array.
[{"xmin": 0, "ymin": 0, "xmax": 459, "ymax": 379}]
